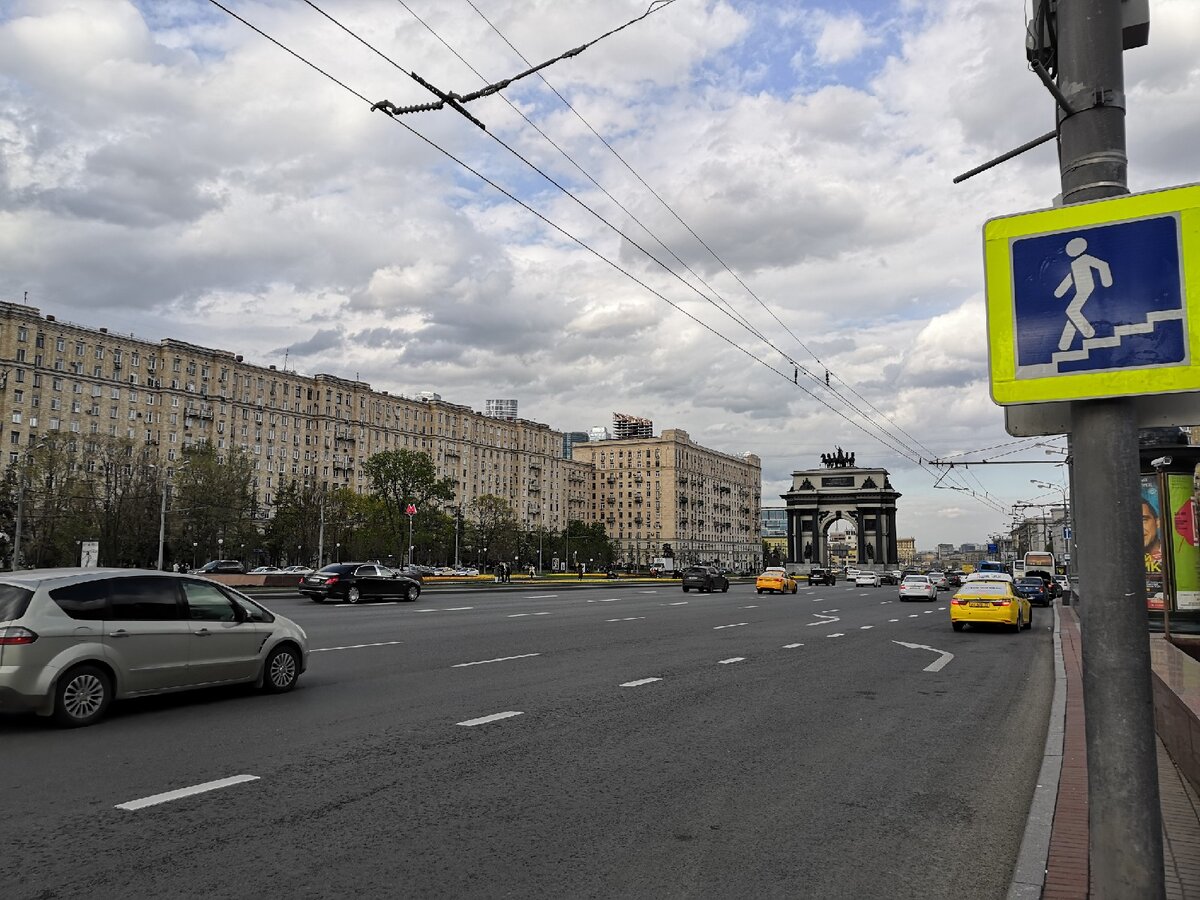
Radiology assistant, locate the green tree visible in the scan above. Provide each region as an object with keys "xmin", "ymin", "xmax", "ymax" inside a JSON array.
[
  {"xmin": 171, "ymin": 444, "xmax": 257, "ymax": 567},
  {"xmin": 466, "ymin": 494, "xmax": 518, "ymax": 568},
  {"xmin": 362, "ymin": 449, "xmax": 456, "ymax": 556}
]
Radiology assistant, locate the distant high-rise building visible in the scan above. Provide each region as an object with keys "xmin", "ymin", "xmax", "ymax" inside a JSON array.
[
  {"xmin": 563, "ymin": 431, "xmax": 589, "ymax": 458},
  {"xmin": 613, "ymin": 412, "xmax": 652, "ymax": 439},
  {"xmin": 588, "ymin": 426, "xmax": 610, "ymax": 442},
  {"xmin": 485, "ymin": 398, "xmax": 518, "ymax": 419}
]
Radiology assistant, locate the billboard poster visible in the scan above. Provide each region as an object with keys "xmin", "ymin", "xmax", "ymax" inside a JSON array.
[
  {"xmin": 1141, "ymin": 475, "xmax": 1166, "ymax": 609},
  {"xmin": 1141, "ymin": 474, "xmax": 1200, "ymax": 611},
  {"xmin": 1168, "ymin": 473, "xmax": 1200, "ymax": 611}
]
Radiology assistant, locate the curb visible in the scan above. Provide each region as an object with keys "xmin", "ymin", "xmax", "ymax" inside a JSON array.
[{"xmin": 1008, "ymin": 601, "xmax": 1066, "ymax": 899}]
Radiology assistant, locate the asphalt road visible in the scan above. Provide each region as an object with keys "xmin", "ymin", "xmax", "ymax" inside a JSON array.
[{"xmin": 1, "ymin": 580, "xmax": 1054, "ymax": 900}]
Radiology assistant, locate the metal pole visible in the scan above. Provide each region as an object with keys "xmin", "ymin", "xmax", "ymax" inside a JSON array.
[
  {"xmin": 12, "ymin": 481, "xmax": 23, "ymax": 571},
  {"xmin": 317, "ymin": 498, "xmax": 325, "ymax": 568},
  {"xmin": 156, "ymin": 480, "xmax": 167, "ymax": 571},
  {"xmin": 1056, "ymin": 2, "xmax": 1164, "ymax": 895},
  {"xmin": 454, "ymin": 508, "xmax": 460, "ymax": 568}
]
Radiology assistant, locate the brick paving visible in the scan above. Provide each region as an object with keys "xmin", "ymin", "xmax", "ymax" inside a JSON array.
[{"xmin": 1042, "ymin": 605, "xmax": 1200, "ymax": 899}]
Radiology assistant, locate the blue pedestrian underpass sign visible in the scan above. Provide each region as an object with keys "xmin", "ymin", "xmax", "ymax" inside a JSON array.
[{"xmin": 985, "ymin": 183, "xmax": 1200, "ymax": 405}]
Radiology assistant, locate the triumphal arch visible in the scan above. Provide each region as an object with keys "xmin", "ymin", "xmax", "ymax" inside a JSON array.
[{"xmin": 781, "ymin": 448, "xmax": 901, "ymax": 567}]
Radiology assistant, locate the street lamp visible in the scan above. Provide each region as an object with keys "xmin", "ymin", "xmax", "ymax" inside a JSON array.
[
  {"xmin": 336, "ymin": 541, "xmax": 341, "ymax": 562},
  {"xmin": 218, "ymin": 537, "xmax": 224, "ymax": 560},
  {"xmin": 192, "ymin": 541, "xmax": 198, "ymax": 569},
  {"xmin": 156, "ymin": 461, "xmax": 189, "ymax": 572}
]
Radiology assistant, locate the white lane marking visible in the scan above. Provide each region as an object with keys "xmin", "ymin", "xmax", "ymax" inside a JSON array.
[
  {"xmin": 718, "ymin": 657, "xmax": 745, "ymax": 664},
  {"xmin": 508, "ymin": 613, "xmax": 531, "ymax": 618},
  {"xmin": 533, "ymin": 612, "xmax": 551, "ymax": 616},
  {"xmin": 783, "ymin": 643, "xmax": 804, "ymax": 649},
  {"xmin": 889, "ymin": 619, "xmax": 899, "ymax": 623},
  {"xmin": 451, "ymin": 653, "xmax": 540, "ymax": 668},
  {"xmin": 442, "ymin": 606, "xmax": 475, "ymax": 611},
  {"xmin": 923, "ymin": 610, "xmax": 933, "ymax": 614},
  {"xmin": 458, "ymin": 711, "xmax": 524, "ymax": 727},
  {"xmin": 639, "ymin": 590, "xmax": 658, "ymax": 594},
  {"xmin": 881, "ymin": 600, "xmax": 892, "ymax": 604},
  {"xmin": 860, "ymin": 625, "xmax": 874, "ymax": 630},
  {"xmin": 806, "ymin": 613, "xmax": 840, "ymax": 627},
  {"xmin": 416, "ymin": 608, "xmax": 437, "ymax": 613},
  {"xmin": 713, "ymin": 623, "xmax": 748, "ymax": 630},
  {"xmin": 859, "ymin": 593, "xmax": 869, "ymax": 596},
  {"xmin": 525, "ymin": 594, "xmax": 559, "ymax": 599},
  {"xmin": 669, "ymin": 601, "xmax": 688, "ymax": 606},
  {"xmin": 607, "ymin": 617, "xmax": 646, "ymax": 622},
  {"xmin": 743, "ymin": 605, "xmax": 759, "ymax": 609},
  {"xmin": 116, "ymin": 775, "xmax": 259, "ymax": 811},
  {"xmin": 908, "ymin": 614, "xmax": 919, "ymax": 618},
  {"xmin": 587, "ymin": 598, "xmax": 619, "ymax": 603},
  {"xmin": 620, "ymin": 678, "xmax": 662, "ymax": 687},
  {"xmin": 312, "ymin": 640, "xmax": 405, "ymax": 653},
  {"xmin": 893, "ymin": 640, "xmax": 955, "ymax": 673},
  {"xmin": 826, "ymin": 633, "xmax": 845, "ymax": 638},
  {"xmin": 938, "ymin": 607, "xmax": 947, "ymax": 611}
]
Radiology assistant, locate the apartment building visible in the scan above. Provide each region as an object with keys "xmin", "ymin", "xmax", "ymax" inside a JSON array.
[
  {"xmin": 571, "ymin": 429, "xmax": 762, "ymax": 570},
  {"xmin": 0, "ymin": 302, "xmax": 590, "ymax": 532}
]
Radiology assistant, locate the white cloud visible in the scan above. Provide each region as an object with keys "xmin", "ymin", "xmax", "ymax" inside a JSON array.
[{"xmin": 0, "ymin": 0, "xmax": 1192, "ymax": 548}]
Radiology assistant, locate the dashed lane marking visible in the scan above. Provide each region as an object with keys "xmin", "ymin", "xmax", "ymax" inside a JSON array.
[
  {"xmin": 620, "ymin": 678, "xmax": 662, "ymax": 688},
  {"xmin": 938, "ymin": 607, "xmax": 947, "ymax": 611},
  {"xmin": 718, "ymin": 657, "xmax": 745, "ymax": 665},
  {"xmin": 312, "ymin": 640, "xmax": 405, "ymax": 653},
  {"xmin": 508, "ymin": 612, "xmax": 552, "ymax": 618},
  {"xmin": 668, "ymin": 601, "xmax": 688, "ymax": 606},
  {"xmin": 743, "ymin": 605, "xmax": 759, "ymax": 609},
  {"xmin": 607, "ymin": 617, "xmax": 647, "ymax": 622},
  {"xmin": 116, "ymin": 775, "xmax": 259, "ymax": 811},
  {"xmin": 714, "ymin": 623, "xmax": 749, "ymax": 630},
  {"xmin": 451, "ymin": 653, "xmax": 540, "ymax": 668},
  {"xmin": 458, "ymin": 711, "xmax": 524, "ymax": 727},
  {"xmin": 889, "ymin": 619, "xmax": 899, "ymax": 622},
  {"xmin": 908, "ymin": 614, "xmax": 919, "ymax": 618},
  {"xmin": 443, "ymin": 607, "xmax": 474, "ymax": 611},
  {"xmin": 826, "ymin": 633, "xmax": 845, "ymax": 638},
  {"xmin": 860, "ymin": 625, "xmax": 874, "ymax": 630},
  {"xmin": 783, "ymin": 643, "xmax": 804, "ymax": 649},
  {"xmin": 524, "ymin": 595, "xmax": 559, "ymax": 599}
]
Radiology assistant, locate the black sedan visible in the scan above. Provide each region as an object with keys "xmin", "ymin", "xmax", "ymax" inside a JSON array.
[
  {"xmin": 299, "ymin": 563, "xmax": 422, "ymax": 604},
  {"xmin": 1014, "ymin": 576, "xmax": 1051, "ymax": 607},
  {"xmin": 681, "ymin": 565, "xmax": 730, "ymax": 593}
]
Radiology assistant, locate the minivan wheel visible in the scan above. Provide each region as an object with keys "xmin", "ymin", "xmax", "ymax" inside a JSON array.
[
  {"xmin": 53, "ymin": 664, "xmax": 112, "ymax": 728},
  {"xmin": 263, "ymin": 645, "xmax": 300, "ymax": 693},
  {"xmin": 346, "ymin": 586, "xmax": 361, "ymax": 604}
]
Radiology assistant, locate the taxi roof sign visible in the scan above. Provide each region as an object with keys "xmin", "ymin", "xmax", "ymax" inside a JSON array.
[{"xmin": 985, "ymin": 183, "xmax": 1200, "ymax": 405}]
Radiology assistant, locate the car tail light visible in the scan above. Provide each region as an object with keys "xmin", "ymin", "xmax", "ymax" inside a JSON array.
[
  {"xmin": 0, "ymin": 626, "xmax": 38, "ymax": 645},
  {"xmin": 325, "ymin": 576, "xmax": 339, "ymax": 586},
  {"xmin": 951, "ymin": 598, "xmax": 967, "ymax": 605},
  {"xmin": 992, "ymin": 600, "xmax": 1011, "ymax": 607}
]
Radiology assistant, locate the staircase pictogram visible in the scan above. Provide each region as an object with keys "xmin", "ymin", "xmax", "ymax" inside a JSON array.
[{"xmin": 1051, "ymin": 308, "xmax": 1185, "ymax": 368}]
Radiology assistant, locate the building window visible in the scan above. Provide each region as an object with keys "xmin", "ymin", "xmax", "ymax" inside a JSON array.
[{"xmin": 10, "ymin": 412, "xmax": 20, "ymax": 424}]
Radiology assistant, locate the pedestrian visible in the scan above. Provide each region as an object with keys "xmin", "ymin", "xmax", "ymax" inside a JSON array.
[
  {"xmin": 172, "ymin": 561, "xmax": 179, "ymax": 573},
  {"xmin": 577, "ymin": 562, "xmax": 584, "ymax": 580}
]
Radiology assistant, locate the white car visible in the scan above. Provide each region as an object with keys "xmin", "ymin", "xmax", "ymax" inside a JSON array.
[
  {"xmin": 899, "ymin": 575, "xmax": 937, "ymax": 601},
  {"xmin": 281, "ymin": 565, "xmax": 313, "ymax": 575},
  {"xmin": 250, "ymin": 566, "xmax": 281, "ymax": 574},
  {"xmin": 453, "ymin": 567, "xmax": 480, "ymax": 577},
  {"xmin": 853, "ymin": 571, "xmax": 881, "ymax": 587}
]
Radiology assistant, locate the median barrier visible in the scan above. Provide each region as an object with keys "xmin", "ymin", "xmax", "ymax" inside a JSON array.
[{"xmin": 1150, "ymin": 635, "xmax": 1200, "ymax": 796}]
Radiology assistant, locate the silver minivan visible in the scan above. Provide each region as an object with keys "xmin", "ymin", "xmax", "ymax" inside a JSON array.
[{"xmin": 0, "ymin": 568, "xmax": 308, "ymax": 727}]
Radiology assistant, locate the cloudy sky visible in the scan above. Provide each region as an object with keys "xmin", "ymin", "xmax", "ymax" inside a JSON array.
[{"xmin": 2, "ymin": 0, "xmax": 1196, "ymax": 548}]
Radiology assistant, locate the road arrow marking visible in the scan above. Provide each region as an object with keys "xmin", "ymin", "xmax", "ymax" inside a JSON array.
[
  {"xmin": 892, "ymin": 640, "xmax": 955, "ymax": 673},
  {"xmin": 806, "ymin": 613, "xmax": 841, "ymax": 627}
]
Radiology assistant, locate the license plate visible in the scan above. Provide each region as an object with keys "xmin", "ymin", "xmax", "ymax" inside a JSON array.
[{"xmin": 968, "ymin": 602, "xmax": 991, "ymax": 608}]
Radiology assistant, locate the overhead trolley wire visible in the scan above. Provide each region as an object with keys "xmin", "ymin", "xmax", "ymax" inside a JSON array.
[{"xmin": 207, "ymin": 0, "xmax": 1005, "ymax": 512}]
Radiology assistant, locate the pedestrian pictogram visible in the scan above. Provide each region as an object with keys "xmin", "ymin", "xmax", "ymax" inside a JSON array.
[{"xmin": 984, "ymin": 183, "xmax": 1200, "ymax": 405}]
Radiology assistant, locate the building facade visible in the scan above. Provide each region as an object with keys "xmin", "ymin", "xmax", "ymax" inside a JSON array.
[
  {"xmin": 897, "ymin": 537, "xmax": 916, "ymax": 567},
  {"xmin": 484, "ymin": 399, "xmax": 518, "ymax": 420},
  {"xmin": 570, "ymin": 429, "xmax": 762, "ymax": 571},
  {"xmin": 0, "ymin": 302, "xmax": 591, "ymax": 536}
]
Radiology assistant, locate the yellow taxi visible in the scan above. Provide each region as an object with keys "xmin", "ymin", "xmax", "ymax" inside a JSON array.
[
  {"xmin": 756, "ymin": 566, "xmax": 798, "ymax": 594},
  {"xmin": 950, "ymin": 578, "xmax": 1031, "ymax": 633}
]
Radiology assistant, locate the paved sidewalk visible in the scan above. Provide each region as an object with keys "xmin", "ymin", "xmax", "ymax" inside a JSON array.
[{"xmin": 1042, "ymin": 604, "xmax": 1200, "ymax": 898}]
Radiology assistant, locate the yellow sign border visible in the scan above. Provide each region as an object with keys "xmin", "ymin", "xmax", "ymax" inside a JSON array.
[{"xmin": 985, "ymin": 183, "xmax": 1200, "ymax": 405}]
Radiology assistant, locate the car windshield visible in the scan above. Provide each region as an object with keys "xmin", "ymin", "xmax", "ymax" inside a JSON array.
[
  {"xmin": 763, "ymin": 568, "xmax": 785, "ymax": 575},
  {"xmin": 960, "ymin": 582, "xmax": 1011, "ymax": 596},
  {"xmin": 1018, "ymin": 578, "xmax": 1043, "ymax": 586},
  {"xmin": 318, "ymin": 564, "xmax": 354, "ymax": 574},
  {"xmin": 904, "ymin": 576, "xmax": 929, "ymax": 583}
]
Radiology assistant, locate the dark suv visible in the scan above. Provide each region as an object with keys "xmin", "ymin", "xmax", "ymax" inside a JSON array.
[
  {"xmin": 196, "ymin": 559, "xmax": 246, "ymax": 574},
  {"xmin": 808, "ymin": 567, "xmax": 836, "ymax": 586},
  {"xmin": 681, "ymin": 566, "xmax": 729, "ymax": 593}
]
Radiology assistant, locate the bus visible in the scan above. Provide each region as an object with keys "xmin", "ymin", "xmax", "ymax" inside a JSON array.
[{"xmin": 1014, "ymin": 551, "xmax": 1054, "ymax": 580}]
